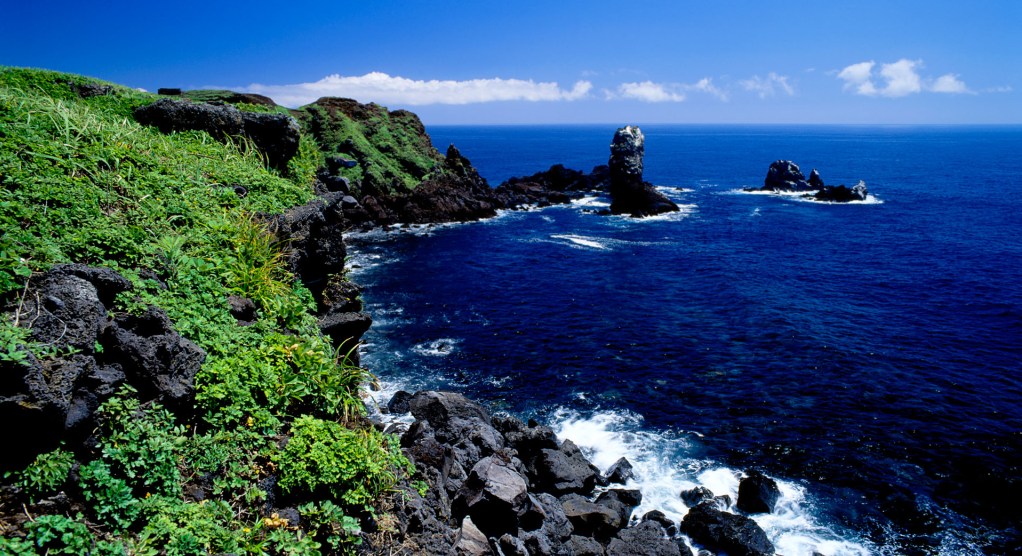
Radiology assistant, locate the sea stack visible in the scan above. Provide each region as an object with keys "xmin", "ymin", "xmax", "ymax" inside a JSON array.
[{"xmin": 608, "ymin": 126, "xmax": 679, "ymax": 217}]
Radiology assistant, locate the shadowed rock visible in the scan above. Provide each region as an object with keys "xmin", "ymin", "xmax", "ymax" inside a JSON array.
[
  {"xmin": 737, "ymin": 470, "xmax": 781, "ymax": 514},
  {"xmin": 608, "ymin": 126, "xmax": 679, "ymax": 217},
  {"xmin": 681, "ymin": 502, "xmax": 774, "ymax": 556}
]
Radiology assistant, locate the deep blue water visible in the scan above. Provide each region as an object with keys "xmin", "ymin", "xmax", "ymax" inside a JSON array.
[{"xmin": 349, "ymin": 125, "xmax": 1022, "ymax": 555}]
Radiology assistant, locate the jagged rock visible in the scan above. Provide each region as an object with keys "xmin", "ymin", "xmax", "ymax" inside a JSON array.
[
  {"xmin": 388, "ymin": 390, "xmax": 414, "ymax": 414},
  {"xmin": 497, "ymin": 533, "xmax": 528, "ymax": 556},
  {"xmin": 317, "ymin": 311, "xmax": 371, "ymax": 356},
  {"xmin": 570, "ymin": 535, "xmax": 607, "ymax": 555},
  {"xmin": 270, "ymin": 192, "xmax": 348, "ymax": 299},
  {"xmin": 762, "ymin": 160, "xmax": 812, "ymax": 192},
  {"xmin": 157, "ymin": 88, "xmax": 182, "ymax": 95},
  {"xmin": 519, "ymin": 492, "xmax": 574, "ymax": 553},
  {"xmin": 409, "ymin": 391, "xmax": 505, "ymax": 470},
  {"xmin": 606, "ymin": 457, "xmax": 634, "ymax": 484},
  {"xmin": 608, "ymin": 126, "xmax": 679, "ymax": 217},
  {"xmin": 454, "ymin": 455, "xmax": 530, "ymax": 537},
  {"xmin": 133, "ymin": 98, "xmax": 300, "ymax": 170},
  {"xmin": 453, "ymin": 516, "xmax": 490, "ymax": 555},
  {"xmin": 561, "ymin": 493, "xmax": 626, "ymax": 540},
  {"xmin": 681, "ymin": 486, "xmax": 715, "ymax": 507},
  {"xmin": 680, "ymin": 502, "xmax": 774, "ymax": 556},
  {"xmin": 325, "ymin": 156, "xmax": 359, "ymax": 172},
  {"xmin": 529, "ymin": 439, "xmax": 600, "ymax": 495},
  {"xmin": 65, "ymin": 80, "xmax": 112, "ymax": 98},
  {"xmin": 596, "ymin": 489, "xmax": 643, "ymax": 529},
  {"xmin": 494, "ymin": 415, "xmax": 560, "ymax": 463},
  {"xmin": 607, "ymin": 520, "xmax": 683, "ymax": 556},
  {"xmin": 103, "ymin": 305, "xmax": 205, "ymax": 408},
  {"xmin": 737, "ymin": 470, "xmax": 781, "ymax": 514},
  {"xmin": 808, "ymin": 168, "xmax": 825, "ymax": 188},
  {"xmin": 227, "ymin": 295, "xmax": 257, "ymax": 325},
  {"xmin": 494, "ymin": 164, "xmax": 605, "ymax": 208},
  {"xmin": 642, "ymin": 510, "xmax": 678, "ymax": 536},
  {"xmin": 815, "ymin": 181, "xmax": 869, "ymax": 202}
]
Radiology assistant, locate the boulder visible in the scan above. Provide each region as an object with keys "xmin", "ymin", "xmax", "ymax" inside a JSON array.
[
  {"xmin": 608, "ymin": 126, "xmax": 679, "ymax": 217},
  {"xmin": 607, "ymin": 520, "xmax": 683, "ymax": 556},
  {"xmin": 737, "ymin": 470, "xmax": 781, "ymax": 514},
  {"xmin": 570, "ymin": 535, "xmax": 607, "ymax": 556},
  {"xmin": 269, "ymin": 192, "xmax": 348, "ymax": 301},
  {"xmin": 815, "ymin": 181, "xmax": 869, "ymax": 202},
  {"xmin": 519, "ymin": 492, "xmax": 575, "ymax": 555},
  {"xmin": 133, "ymin": 98, "xmax": 300, "ymax": 170},
  {"xmin": 680, "ymin": 502, "xmax": 774, "ymax": 556},
  {"xmin": 454, "ymin": 455, "xmax": 530, "ymax": 537},
  {"xmin": 529, "ymin": 439, "xmax": 600, "ymax": 495},
  {"xmin": 388, "ymin": 390, "xmax": 414, "ymax": 414},
  {"xmin": 453, "ymin": 516, "xmax": 490, "ymax": 555},
  {"xmin": 596, "ymin": 489, "xmax": 643, "ymax": 531},
  {"xmin": 102, "ymin": 305, "xmax": 206, "ymax": 408},
  {"xmin": 681, "ymin": 486, "xmax": 715, "ymax": 507},
  {"xmin": 561, "ymin": 493, "xmax": 626, "ymax": 540},
  {"xmin": 408, "ymin": 391, "xmax": 504, "ymax": 469},
  {"xmin": 497, "ymin": 533, "xmax": 529, "ymax": 556},
  {"xmin": 641, "ymin": 510, "xmax": 677, "ymax": 536},
  {"xmin": 762, "ymin": 160, "xmax": 812, "ymax": 192},
  {"xmin": 606, "ymin": 457, "xmax": 634, "ymax": 485}
]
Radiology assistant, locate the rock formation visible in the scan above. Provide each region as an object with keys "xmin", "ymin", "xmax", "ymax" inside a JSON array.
[
  {"xmin": 133, "ymin": 98, "xmax": 301, "ymax": 170},
  {"xmin": 753, "ymin": 160, "xmax": 870, "ymax": 202},
  {"xmin": 608, "ymin": 126, "xmax": 679, "ymax": 217}
]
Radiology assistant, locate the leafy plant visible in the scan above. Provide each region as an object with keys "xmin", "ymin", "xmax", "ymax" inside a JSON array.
[
  {"xmin": 4, "ymin": 446, "xmax": 74, "ymax": 500},
  {"xmin": 275, "ymin": 416, "xmax": 413, "ymax": 510},
  {"xmin": 300, "ymin": 500, "xmax": 363, "ymax": 552}
]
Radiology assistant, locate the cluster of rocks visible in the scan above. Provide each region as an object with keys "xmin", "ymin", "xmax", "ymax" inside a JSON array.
[
  {"xmin": 373, "ymin": 390, "xmax": 779, "ymax": 556},
  {"xmin": 607, "ymin": 126, "xmax": 679, "ymax": 217},
  {"xmin": 0, "ymin": 265, "xmax": 206, "ymax": 471},
  {"xmin": 752, "ymin": 160, "xmax": 869, "ymax": 202}
]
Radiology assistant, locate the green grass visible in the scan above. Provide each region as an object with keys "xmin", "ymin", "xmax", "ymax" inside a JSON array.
[
  {"xmin": 0, "ymin": 67, "xmax": 412, "ymax": 555},
  {"xmin": 296, "ymin": 99, "xmax": 443, "ymax": 196}
]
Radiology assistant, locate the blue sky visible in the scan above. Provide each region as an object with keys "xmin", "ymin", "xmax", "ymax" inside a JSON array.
[{"xmin": 3, "ymin": 1, "xmax": 1019, "ymax": 124}]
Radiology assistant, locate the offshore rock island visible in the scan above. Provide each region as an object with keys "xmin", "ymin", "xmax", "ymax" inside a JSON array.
[{"xmin": 0, "ymin": 68, "xmax": 782, "ymax": 555}]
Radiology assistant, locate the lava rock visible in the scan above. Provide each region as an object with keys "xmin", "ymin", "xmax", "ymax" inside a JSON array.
[
  {"xmin": 642, "ymin": 510, "xmax": 678, "ymax": 536},
  {"xmin": 606, "ymin": 457, "xmax": 635, "ymax": 485},
  {"xmin": 388, "ymin": 390, "xmax": 414, "ymax": 414},
  {"xmin": 227, "ymin": 295, "xmax": 257, "ymax": 324},
  {"xmin": 762, "ymin": 159, "xmax": 812, "ymax": 191},
  {"xmin": 680, "ymin": 502, "xmax": 774, "ymax": 556},
  {"xmin": 681, "ymin": 486, "xmax": 715, "ymax": 507},
  {"xmin": 596, "ymin": 489, "xmax": 643, "ymax": 531},
  {"xmin": 454, "ymin": 455, "xmax": 530, "ymax": 537},
  {"xmin": 570, "ymin": 535, "xmax": 607, "ymax": 556},
  {"xmin": 815, "ymin": 181, "xmax": 869, "ymax": 202},
  {"xmin": 737, "ymin": 470, "xmax": 781, "ymax": 514},
  {"xmin": 453, "ymin": 516, "xmax": 490, "ymax": 555},
  {"xmin": 529, "ymin": 439, "xmax": 600, "ymax": 495},
  {"xmin": 607, "ymin": 520, "xmax": 683, "ymax": 556},
  {"xmin": 408, "ymin": 391, "xmax": 505, "ymax": 469},
  {"xmin": 561, "ymin": 493, "xmax": 627, "ymax": 540},
  {"xmin": 133, "ymin": 98, "xmax": 300, "ymax": 170}
]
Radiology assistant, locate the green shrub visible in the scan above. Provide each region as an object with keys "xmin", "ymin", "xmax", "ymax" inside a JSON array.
[
  {"xmin": 275, "ymin": 416, "xmax": 412, "ymax": 510},
  {"xmin": 4, "ymin": 446, "xmax": 74, "ymax": 501}
]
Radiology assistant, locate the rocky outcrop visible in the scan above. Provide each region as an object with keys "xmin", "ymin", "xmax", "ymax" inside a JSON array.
[
  {"xmin": 608, "ymin": 126, "xmax": 679, "ymax": 217},
  {"xmin": 751, "ymin": 161, "xmax": 870, "ymax": 202},
  {"xmin": 815, "ymin": 181, "xmax": 869, "ymax": 202},
  {"xmin": 0, "ymin": 265, "xmax": 204, "ymax": 470},
  {"xmin": 494, "ymin": 164, "xmax": 610, "ymax": 208},
  {"xmin": 133, "ymin": 98, "xmax": 301, "ymax": 170},
  {"xmin": 737, "ymin": 470, "xmax": 781, "ymax": 514},
  {"xmin": 680, "ymin": 502, "xmax": 774, "ymax": 556}
]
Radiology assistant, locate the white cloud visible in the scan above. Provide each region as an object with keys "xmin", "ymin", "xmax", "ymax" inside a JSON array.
[
  {"xmin": 929, "ymin": 73, "xmax": 970, "ymax": 94},
  {"xmin": 614, "ymin": 78, "xmax": 729, "ymax": 103},
  {"xmin": 837, "ymin": 59, "xmax": 974, "ymax": 97},
  {"xmin": 879, "ymin": 59, "xmax": 922, "ymax": 97},
  {"xmin": 985, "ymin": 85, "xmax": 1013, "ymax": 93},
  {"xmin": 240, "ymin": 72, "xmax": 593, "ymax": 107},
  {"xmin": 686, "ymin": 78, "xmax": 729, "ymax": 101},
  {"xmin": 740, "ymin": 73, "xmax": 795, "ymax": 98},
  {"xmin": 617, "ymin": 81, "xmax": 686, "ymax": 102}
]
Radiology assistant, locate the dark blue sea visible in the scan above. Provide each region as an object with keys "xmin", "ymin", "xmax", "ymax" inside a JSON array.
[{"xmin": 348, "ymin": 125, "xmax": 1022, "ymax": 555}]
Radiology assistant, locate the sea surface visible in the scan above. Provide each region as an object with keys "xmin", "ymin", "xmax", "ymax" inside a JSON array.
[{"xmin": 347, "ymin": 125, "xmax": 1022, "ymax": 555}]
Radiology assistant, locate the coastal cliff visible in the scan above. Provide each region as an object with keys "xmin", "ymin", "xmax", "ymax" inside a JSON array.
[{"xmin": 0, "ymin": 68, "xmax": 776, "ymax": 556}]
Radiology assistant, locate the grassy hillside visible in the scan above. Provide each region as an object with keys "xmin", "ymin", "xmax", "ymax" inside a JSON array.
[
  {"xmin": 296, "ymin": 97, "xmax": 444, "ymax": 196},
  {"xmin": 0, "ymin": 68, "xmax": 411, "ymax": 555}
]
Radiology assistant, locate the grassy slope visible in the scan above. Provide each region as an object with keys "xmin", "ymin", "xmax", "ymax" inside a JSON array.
[
  {"xmin": 296, "ymin": 98, "xmax": 444, "ymax": 196},
  {"xmin": 0, "ymin": 68, "xmax": 411, "ymax": 555}
]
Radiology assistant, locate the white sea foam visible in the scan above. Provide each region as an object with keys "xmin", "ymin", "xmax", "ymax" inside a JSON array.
[
  {"xmin": 549, "ymin": 408, "xmax": 872, "ymax": 556},
  {"xmin": 411, "ymin": 338, "xmax": 460, "ymax": 356},
  {"xmin": 550, "ymin": 234, "xmax": 610, "ymax": 250},
  {"xmin": 730, "ymin": 188, "xmax": 884, "ymax": 205},
  {"xmin": 571, "ymin": 195, "xmax": 611, "ymax": 208}
]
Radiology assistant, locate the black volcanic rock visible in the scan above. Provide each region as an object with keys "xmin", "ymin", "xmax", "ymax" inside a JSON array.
[
  {"xmin": 815, "ymin": 181, "xmax": 869, "ymax": 202},
  {"xmin": 681, "ymin": 502, "xmax": 774, "ymax": 556},
  {"xmin": 762, "ymin": 159, "xmax": 812, "ymax": 192},
  {"xmin": 608, "ymin": 126, "xmax": 679, "ymax": 217},
  {"xmin": 133, "ymin": 98, "xmax": 300, "ymax": 170},
  {"xmin": 808, "ymin": 168, "xmax": 825, "ymax": 188},
  {"xmin": 737, "ymin": 470, "xmax": 781, "ymax": 514}
]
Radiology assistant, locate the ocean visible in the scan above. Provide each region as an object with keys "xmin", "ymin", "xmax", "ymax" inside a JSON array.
[{"xmin": 347, "ymin": 125, "xmax": 1022, "ymax": 555}]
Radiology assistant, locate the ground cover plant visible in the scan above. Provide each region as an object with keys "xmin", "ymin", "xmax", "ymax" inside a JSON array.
[{"xmin": 0, "ymin": 67, "xmax": 412, "ymax": 554}]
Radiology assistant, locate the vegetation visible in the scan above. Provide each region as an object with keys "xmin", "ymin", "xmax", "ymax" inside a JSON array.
[
  {"xmin": 0, "ymin": 67, "xmax": 412, "ymax": 554},
  {"xmin": 296, "ymin": 98, "xmax": 444, "ymax": 196}
]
